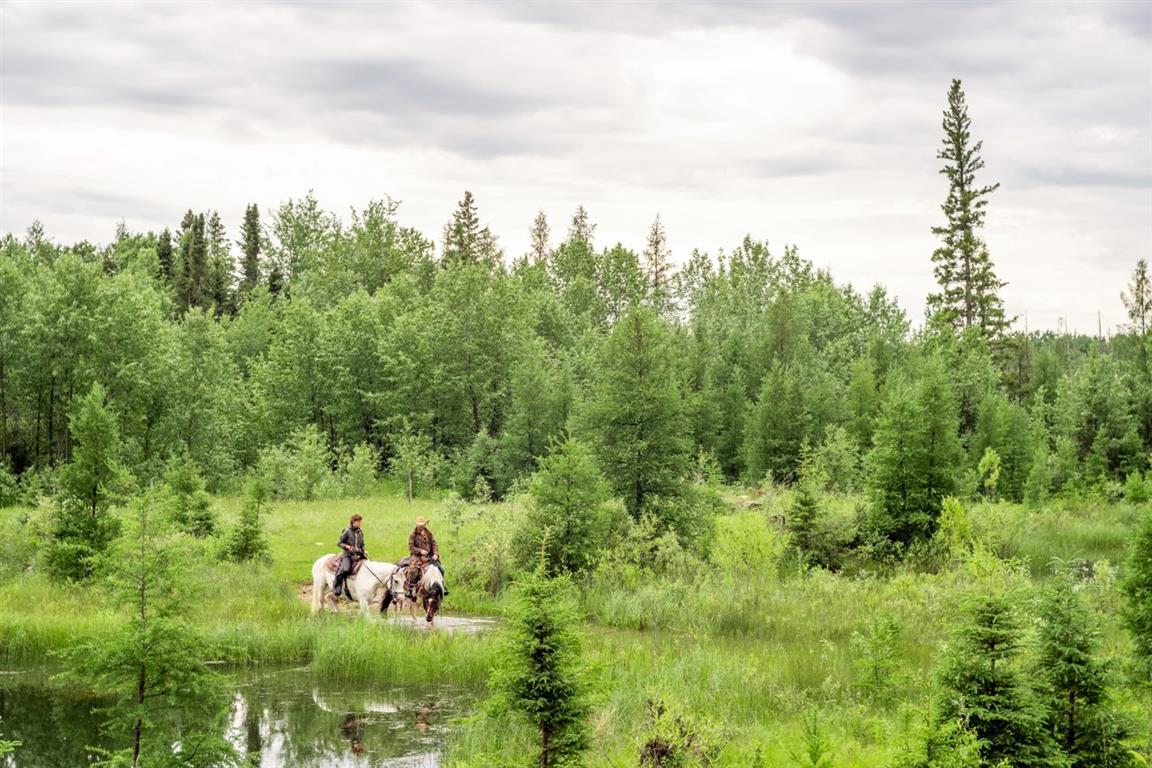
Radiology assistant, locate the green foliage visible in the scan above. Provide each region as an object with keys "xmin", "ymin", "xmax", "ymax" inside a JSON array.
[
  {"xmin": 936, "ymin": 592, "xmax": 1061, "ymax": 767},
  {"xmin": 978, "ymin": 446, "xmax": 1002, "ymax": 499},
  {"xmin": 48, "ymin": 383, "xmax": 130, "ymax": 580},
  {"xmin": 637, "ymin": 700, "xmax": 726, "ymax": 768},
  {"xmin": 388, "ymin": 429, "xmax": 447, "ymax": 497},
  {"xmin": 1033, "ymin": 578, "xmax": 1137, "ymax": 767},
  {"xmin": 223, "ymin": 478, "xmax": 270, "ymax": 563},
  {"xmin": 581, "ymin": 307, "xmax": 692, "ymax": 533},
  {"xmin": 1124, "ymin": 470, "xmax": 1151, "ymax": 505},
  {"xmin": 866, "ymin": 366, "xmax": 962, "ymax": 550},
  {"xmin": 1122, "ymin": 509, "xmax": 1152, "ymax": 685},
  {"xmin": 853, "ymin": 613, "xmax": 903, "ymax": 703},
  {"xmin": 161, "ymin": 458, "xmax": 216, "ymax": 537},
  {"xmin": 256, "ymin": 426, "xmax": 330, "ymax": 500},
  {"xmin": 926, "ymin": 79, "xmax": 1008, "ymax": 341},
  {"xmin": 513, "ymin": 437, "xmax": 618, "ymax": 576},
  {"xmin": 61, "ymin": 492, "xmax": 238, "ymax": 767},
  {"xmin": 339, "ymin": 442, "xmax": 380, "ymax": 498},
  {"xmin": 488, "ymin": 566, "xmax": 592, "ymax": 767},
  {"xmin": 788, "ymin": 481, "xmax": 826, "ymax": 568}
]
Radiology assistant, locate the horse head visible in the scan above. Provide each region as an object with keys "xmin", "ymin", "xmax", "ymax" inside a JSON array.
[{"xmin": 421, "ymin": 563, "xmax": 444, "ymax": 623}]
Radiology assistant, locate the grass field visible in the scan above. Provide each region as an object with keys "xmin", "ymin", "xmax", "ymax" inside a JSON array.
[{"xmin": 0, "ymin": 490, "xmax": 1148, "ymax": 765}]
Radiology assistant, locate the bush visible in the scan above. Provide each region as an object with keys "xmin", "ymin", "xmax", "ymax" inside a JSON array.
[
  {"xmin": 1124, "ymin": 470, "xmax": 1150, "ymax": 505},
  {"xmin": 712, "ymin": 509, "xmax": 786, "ymax": 577},
  {"xmin": 388, "ymin": 429, "xmax": 447, "ymax": 497},
  {"xmin": 223, "ymin": 477, "xmax": 270, "ymax": 563},
  {"xmin": 256, "ymin": 426, "xmax": 332, "ymax": 500},
  {"xmin": 341, "ymin": 443, "xmax": 380, "ymax": 498},
  {"xmin": 161, "ymin": 458, "xmax": 217, "ymax": 537},
  {"xmin": 0, "ymin": 461, "xmax": 17, "ymax": 507},
  {"xmin": 511, "ymin": 438, "xmax": 621, "ymax": 577}
]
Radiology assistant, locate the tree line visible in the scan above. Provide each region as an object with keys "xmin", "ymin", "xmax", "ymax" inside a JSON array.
[{"xmin": 0, "ymin": 80, "xmax": 1149, "ymax": 558}]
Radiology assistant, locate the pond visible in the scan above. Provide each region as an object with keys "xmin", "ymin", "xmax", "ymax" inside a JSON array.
[{"xmin": 0, "ymin": 665, "xmax": 478, "ymax": 767}]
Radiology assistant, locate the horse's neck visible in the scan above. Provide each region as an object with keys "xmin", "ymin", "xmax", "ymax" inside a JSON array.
[{"xmin": 423, "ymin": 565, "xmax": 443, "ymax": 585}]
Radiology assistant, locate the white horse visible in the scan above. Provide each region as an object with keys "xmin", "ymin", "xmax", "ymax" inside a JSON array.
[
  {"xmin": 382, "ymin": 562, "xmax": 445, "ymax": 627},
  {"xmin": 310, "ymin": 555, "xmax": 404, "ymax": 617}
]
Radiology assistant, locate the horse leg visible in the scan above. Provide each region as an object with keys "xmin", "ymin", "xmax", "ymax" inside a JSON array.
[{"xmin": 311, "ymin": 569, "xmax": 324, "ymax": 615}]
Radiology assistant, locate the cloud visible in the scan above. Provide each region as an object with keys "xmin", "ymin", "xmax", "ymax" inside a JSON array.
[{"xmin": 0, "ymin": 0, "xmax": 1148, "ymax": 330}]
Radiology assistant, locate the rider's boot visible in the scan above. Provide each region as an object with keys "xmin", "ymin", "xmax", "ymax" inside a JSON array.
[{"xmin": 331, "ymin": 574, "xmax": 345, "ymax": 599}]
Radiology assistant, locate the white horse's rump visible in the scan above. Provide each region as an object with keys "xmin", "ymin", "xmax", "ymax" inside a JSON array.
[{"xmin": 310, "ymin": 555, "xmax": 403, "ymax": 617}]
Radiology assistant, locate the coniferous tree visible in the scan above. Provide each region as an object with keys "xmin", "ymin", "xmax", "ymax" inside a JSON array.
[
  {"xmin": 789, "ymin": 480, "xmax": 824, "ymax": 567},
  {"xmin": 64, "ymin": 492, "xmax": 237, "ymax": 768},
  {"xmin": 47, "ymin": 382, "xmax": 129, "ymax": 580},
  {"xmin": 927, "ymin": 79, "xmax": 1010, "ymax": 341},
  {"xmin": 529, "ymin": 210, "xmax": 551, "ymax": 266},
  {"xmin": 514, "ymin": 437, "xmax": 615, "ymax": 576},
  {"xmin": 1034, "ymin": 579, "xmax": 1136, "ymax": 767},
  {"xmin": 178, "ymin": 213, "xmax": 208, "ymax": 311},
  {"xmin": 937, "ymin": 593, "xmax": 1061, "ymax": 768},
  {"xmin": 489, "ymin": 564, "xmax": 592, "ymax": 767},
  {"xmin": 442, "ymin": 190, "xmax": 501, "ymax": 269},
  {"xmin": 240, "ymin": 203, "xmax": 262, "ymax": 294},
  {"xmin": 643, "ymin": 214, "xmax": 672, "ymax": 315},
  {"xmin": 1122, "ymin": 258, "xmax": 1152, "ymax": 339},
  {"xmin": 204, "ymin": 210, "xmax": 233, "ymax": 314},
  {"xmin": 174, "ymin": 209, "xmax": 195, "ymax": 305},
  {"xmin": 581, "ymin": 307, "xmax": 691, "ymax": 528},
  {"xmin": 568, "ymin": 205, "xmax": 595, "ymax": 247},
  {"xmin": 155, "ymin": 227, "xmax": 174, "ymax": 283},
  {"xmin": 1123, "ymin": 509, "xmax": 1152, "ymax": 685},
  {"xmin": 866, "ymin": 366, "xmax": 963, "ymax": 547}
]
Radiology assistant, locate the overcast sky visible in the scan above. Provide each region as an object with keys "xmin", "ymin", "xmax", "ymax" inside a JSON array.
[{"xmin": 2, "ymin": 1, "xmax": 1149, "ymax": 332}]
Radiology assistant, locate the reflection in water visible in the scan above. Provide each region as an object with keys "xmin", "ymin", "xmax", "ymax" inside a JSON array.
[{"xmin": 0, "ymin": 667, "xmax": 475, "ymax": 768}]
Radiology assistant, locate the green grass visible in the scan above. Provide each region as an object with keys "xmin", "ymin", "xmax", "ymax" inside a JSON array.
[{"xmin": 1, "ymin": 493, "xmax": 1148, "ymax": 767}]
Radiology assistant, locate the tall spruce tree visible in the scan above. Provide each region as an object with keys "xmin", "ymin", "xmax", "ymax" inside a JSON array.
[
  {"xmin": 1122, "ymin": 258, "xmax": 1152, "ymax": 338},
  {"xmin": 643, "ymin": 214, "xmax": 673, "ymax": 315},
  {"xmin": 529, "ymin": 210, "xmax": 551, "ymax": 266},
  {"xmin": 204, "ymin": 210, "xmax": 233, "ymax": 314},
  {"xmin": 937, "ymin": 593, "xmax": 1061, "ymax": 768},
  {"xmin": 442, "ymin": 190, "xmax": 502, "ymax": 269},
  {"xmin": 927, "ymin": 79, "xmax": 1010, "ymax": 341},
  {"xmin": 178, "ymin": 212, "xmax": 207, "ymax": 311},
  {"xmin": 581, "ymin": 306, "xmax": 691, "ymax": 528},
  {"xmin": 240, "ymin": 203, "xmax": 261, "ymax": 294},
  {"xmin": 155, "ymin": 227, "xmax": 174, "ymax": 283},
  {"xmin": 1034, "ymin": 579, "xmax": 1137, "ymax": 768}
]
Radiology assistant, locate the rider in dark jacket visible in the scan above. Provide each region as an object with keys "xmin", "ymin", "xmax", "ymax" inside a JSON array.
[
  {"xmin": 404, "ymin": 516, "xmax": 447, "ymax": 598},
  {"xmin": 333, "ymin": 514, "xmax": 366, "ymax": 599}
]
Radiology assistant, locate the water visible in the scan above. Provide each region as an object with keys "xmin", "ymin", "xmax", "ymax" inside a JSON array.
[{"xmin": 0, "ymin": 666, "xmax": 476, "ymax": 767}]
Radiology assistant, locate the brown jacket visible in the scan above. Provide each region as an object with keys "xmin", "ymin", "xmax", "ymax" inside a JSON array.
[{"xmin": 408, "ymin": 527, "xmax": 439, "ymax": 560}]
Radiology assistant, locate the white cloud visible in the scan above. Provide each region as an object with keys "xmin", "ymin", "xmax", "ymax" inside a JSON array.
[{"xmin": 1, "ymin": 0, "xmax": 1148, "ymax": 332}]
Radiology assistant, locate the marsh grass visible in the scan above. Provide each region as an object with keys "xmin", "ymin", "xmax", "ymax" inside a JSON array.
[{"xmin": 1, "ymin": 493, "xmax": 1148, "ymax": 766}]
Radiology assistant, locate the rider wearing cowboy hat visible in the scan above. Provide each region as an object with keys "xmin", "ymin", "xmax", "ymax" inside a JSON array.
[{"xmin": 405, "ymin": 515, "xmax": 447, "ymax": 599}]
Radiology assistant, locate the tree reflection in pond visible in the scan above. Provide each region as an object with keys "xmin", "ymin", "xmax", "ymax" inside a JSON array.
[{"xmin": 0, "ymin": 667, "xmax": 476, "ymax": 768}]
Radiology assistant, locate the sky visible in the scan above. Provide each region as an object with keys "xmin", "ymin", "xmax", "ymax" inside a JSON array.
[{"xmin": 1, "ymin": 1, "xmax": 1149, "ymax": 333}]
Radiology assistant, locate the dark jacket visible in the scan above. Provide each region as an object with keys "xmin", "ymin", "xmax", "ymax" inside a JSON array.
[
  {"xmin": 408, "ymin": 527, "xmax": 439, "ymax": 559},
  {"xmin": 339, "ymin": 526, "xmax": 365, "ymax": 558}
]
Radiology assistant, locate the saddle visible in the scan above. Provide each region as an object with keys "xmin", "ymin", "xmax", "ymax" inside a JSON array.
[{"xmin": 324, "ymin": 554, "xmax": 365, "ymax": 576}]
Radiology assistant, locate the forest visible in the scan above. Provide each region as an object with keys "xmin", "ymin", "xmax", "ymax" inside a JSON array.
[{"xmin": 0, "ymin": 81, "xmax": 1150, "ymax": 767}]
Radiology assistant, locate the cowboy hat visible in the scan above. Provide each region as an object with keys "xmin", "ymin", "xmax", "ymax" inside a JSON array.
[{"xmin": 415, "ymin": 516, "xmax": 428, "ymax": 527}]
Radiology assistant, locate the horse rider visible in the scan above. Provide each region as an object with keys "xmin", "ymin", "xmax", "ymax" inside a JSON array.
[
  {"xmin": 332, "ymin": 513, "xmax": 366, "ymax": 599},
  {"xmin": 404, "ymin": 515, "xmax": 448, "ymax": 599}
]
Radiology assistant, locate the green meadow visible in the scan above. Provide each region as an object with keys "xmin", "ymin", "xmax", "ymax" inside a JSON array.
[{"xmin": 2, "ymin": 490, "xmax": 1147, "ymax": 766}]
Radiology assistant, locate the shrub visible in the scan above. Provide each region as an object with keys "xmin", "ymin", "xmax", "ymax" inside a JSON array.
[
  {"xmin": 162, "ymin": 458, "xmax": 217, "ymax": 537},
  {"xmin": 388, "ymin": 429, "xmax": 447, "ymax": 497},
  {"xmin": 713, "ymin": 508, "xmax": 787, "ymax": 577},
  {"xmin": 223, "ymin": 477, "xmax": 270, "ymax": 563},
  {"xmin": 1124, "ymin": 470, "xmax": 1150, "ymax": 505},
  {"xmin": 256, "ymin": 426, "xmax": 332, "ymax": 500}
]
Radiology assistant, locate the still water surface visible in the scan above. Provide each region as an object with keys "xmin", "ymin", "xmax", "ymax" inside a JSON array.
[{"xmin": 0, "ymin": 665, "xmax": 476, "ymax": 767}]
